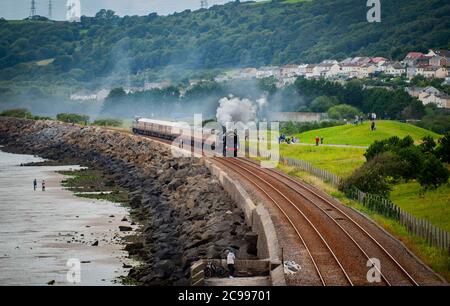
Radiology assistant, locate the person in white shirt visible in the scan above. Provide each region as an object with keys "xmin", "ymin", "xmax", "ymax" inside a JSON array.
[{"xmin": 227, "ymin": 249, "xmax": 236, "ymax": 278}]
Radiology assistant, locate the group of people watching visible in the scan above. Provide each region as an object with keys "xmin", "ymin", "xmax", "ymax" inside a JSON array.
[{"xmin": 278, "ymin": 134, "xmax": 299, "ymax": 144}]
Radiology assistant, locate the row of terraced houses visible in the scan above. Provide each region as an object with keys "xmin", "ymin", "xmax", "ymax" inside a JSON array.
[{"xmin": 214, "ymin": 49, "xmax": 450, "ymax": 109}]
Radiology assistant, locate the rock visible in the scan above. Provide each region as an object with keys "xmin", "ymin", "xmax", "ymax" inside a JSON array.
[
  {"xmin": 47, "ymin": 280, "xmax": 55, "ymax": 285},
  {"xmin": 91, "ymin": 240, "xmax": 99, "ymax": 246},
  {"xmin": 0, "ymin": 117, "xmax": 257, "ymax": 286},
  {"xmin": 124, "ymin": 242, "xmax": 144, "ymax": 254},
  {"xmin": 119, "ymin": 226, "xmax": 133, "ymax": 232}
]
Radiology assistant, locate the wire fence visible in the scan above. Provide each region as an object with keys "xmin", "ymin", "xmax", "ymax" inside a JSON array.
[{"xmin": 279, "ymin": 155, "xmax": 450, "ymax": 252}]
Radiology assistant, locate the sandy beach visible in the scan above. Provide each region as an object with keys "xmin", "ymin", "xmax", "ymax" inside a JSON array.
[{"xmin": 0, "ymin": 149, "xmax": 135, "ymax": 286}]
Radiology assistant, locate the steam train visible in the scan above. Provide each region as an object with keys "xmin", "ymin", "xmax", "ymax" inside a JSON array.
[{"xmin": 132, "ymin": 117, "xmax": 239, "ymax": 157}]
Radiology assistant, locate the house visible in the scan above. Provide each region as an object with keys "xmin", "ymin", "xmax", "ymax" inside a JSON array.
[
  {"xmin": 406, "ymin": 86, "xmax": 440, "ymax": 98},
  {"xmin": 325, "ymin": 63, "xmax": 342, "ymax": 78},
  {"xmin": 385, "ymin": 62, "xmax": 405, "ymax": 77},
  {"xmin": 304, "ymin": 64, "xmax": 316, "ymax": 78},
  {"xmin": 359, "ymin": 63, "xmax": 377, "ymax": 78},
  {"xmin": 413, "ymin": 66, "xmax": 449, "ymax": 79},
  {"xmin": 313, "ymin": 62, "xmax": 335, "ymax": 77},
  {"xmin": 376, "ymin": 61, "xmax": 390, "ymax": 73},
  {"xmin": 340, "ymin": 63, "xmax": 361, "ymax": 78},
  {"xmin": 403, "ymin": 52, "xmax": 425, "ymax": 66},
  {"xmin": 371, "ymin": 57, "xmax": 388, "ymax": 65},
  {"xmin": 432, "ymin": 50, "xmax": 450, "ymax": 67},
  {"xmin": 281, "ymin": 65, "xmax": 300, "ymax": 78},
  {"xmin": 429, "ymin": 55, "xmax": 448, "ymax": 67},
  {"xmin": 297, "ymin": 64, "xmax": 308, "ymax": 76},
  {"xmin": 419, "ymin": 91, "xmax": 450, "ymax": 108},
  {"xmin": 256, "ymin": 66, "xmax": 281, "ymax": 79}
]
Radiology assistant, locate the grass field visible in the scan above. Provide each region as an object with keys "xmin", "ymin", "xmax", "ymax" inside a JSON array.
[
  {"xmin": 279, "ymin": 144, "xmax": 366, "ymax": 177},
  {"xmin": 295, "ymin": 120, "xmax": 440, "ymax": 147},
  {"xmin": 391, "ymin": 181, "xmax": 450, "ymax": 232}
]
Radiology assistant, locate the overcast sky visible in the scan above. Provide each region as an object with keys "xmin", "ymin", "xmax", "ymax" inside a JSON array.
[{"xmin": 0, "ymin": 0, "xmax": 254, "ymax": 20}]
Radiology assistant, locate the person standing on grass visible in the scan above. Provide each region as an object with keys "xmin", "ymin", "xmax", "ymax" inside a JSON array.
[
  {"xmin": 315, "ymin": 136, "xmax": 320, "ymax": 146},
  {"xmin": 321, "ymin": 136, "xmax": 324, "ymax": 145},
  {"xmin": 371, "ymin": 121, "xmax": 376, "ymax": 131},
  {"xmin": 33, "ymin": 179, "xmax": 37, "ymax": 191},
  {"xmin": 42, "ymin": 180, "xmax": 46, "ymax": 192},
  {"xmin": 227, "ymin": 249, "xmax": 236, "ymax": 278}
]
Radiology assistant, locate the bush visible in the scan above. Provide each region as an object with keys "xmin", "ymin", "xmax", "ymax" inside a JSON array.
[
  {"xmin": 93, "ymin": 118, "xmax": 123, "ymax": 127},
  {"xmin": 340, "ymin": 153, "xmax": 393, "ymax": 197},
  {"xmin": 417, "ymin": 155, "xmax": 449, "ymax": 190},
  {"xmin": 56, "ymin": 113, "xmax": 89, "ymax": 124},
  {"xmin": 327, "ymin": 104, "xmax": 360, "ymax": 120},
  {"xmin": 0, "ymin": 108, "xmax": 33, "ymax": 119}
]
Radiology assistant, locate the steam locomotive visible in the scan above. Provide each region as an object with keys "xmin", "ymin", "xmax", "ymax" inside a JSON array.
[{"xmin": 132, "ymin": 117, "xmax": 239, "ymax": 157}]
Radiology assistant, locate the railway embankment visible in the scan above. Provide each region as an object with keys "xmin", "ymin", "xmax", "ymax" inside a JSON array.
[{"xmin": 0, "ymin": 118, "xmax": 258, "ymax": 285}]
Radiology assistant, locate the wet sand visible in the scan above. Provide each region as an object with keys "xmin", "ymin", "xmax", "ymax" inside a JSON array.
[{"xmin": 0, "ymin": 149, "xmax": 135, "ymax": 286}]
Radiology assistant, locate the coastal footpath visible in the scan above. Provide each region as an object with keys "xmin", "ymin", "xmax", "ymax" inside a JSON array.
[{"xmin": 0, "ymin": 118, "xmax": 257, "ymax": 285}]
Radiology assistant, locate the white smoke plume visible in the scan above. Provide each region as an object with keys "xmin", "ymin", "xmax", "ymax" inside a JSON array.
[{"xmin": 216, "ymin": 96, "xmax": 257, "ymax": 126}]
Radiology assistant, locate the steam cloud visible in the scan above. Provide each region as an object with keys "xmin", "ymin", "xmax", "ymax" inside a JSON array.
[{"xmin": 216, "ymin": 96, "xmax": 258, "ymax": 126}]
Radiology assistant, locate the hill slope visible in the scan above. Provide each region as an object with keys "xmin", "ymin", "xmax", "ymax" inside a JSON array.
[
  {"xmin": 0, "ymin": 0, "xmax": 449, "ymax": 83},
  {"xmin": 296, "ymin": 120, "xmax": 441, "ymax": 146}
]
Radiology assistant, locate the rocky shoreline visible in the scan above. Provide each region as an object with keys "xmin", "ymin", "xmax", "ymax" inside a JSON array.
[{"xmin": 0, "ymin": 118, "xmax": 257, "ymax": 285}]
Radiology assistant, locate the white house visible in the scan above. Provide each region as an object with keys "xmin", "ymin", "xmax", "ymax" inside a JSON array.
[
  {"xmin": 385, "ymin": 62, "xmax": 405, "ymax": 77},
  {"xmin": 419, "ymin": 91, "xmax": 450, "ymax": 108},
  {"xmin": 325, "ymin": 63, "xmax": 342, "ymax": 78}
]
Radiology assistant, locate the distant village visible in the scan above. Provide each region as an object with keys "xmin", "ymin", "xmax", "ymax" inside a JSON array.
[{"xmin": 71, "ymin": 49, "xmax": 450, "ymax": 109}]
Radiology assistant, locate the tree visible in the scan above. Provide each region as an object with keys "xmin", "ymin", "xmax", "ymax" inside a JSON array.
[
  {"xmin": 56, "ymin": 113, "xmax": 89, "ymax": 125},
  {"xmin": 309, "ymin": 96, "xmax": 338, "ymax": 112},
  {"xmin": 340, "ymin": 153, "xmax": 393, "ymax": 196},
  {"xmin": 419, "ymin": 136, "xmax": 436, "ymax": 155},
  {"xmin": 0, "ymin": 108, "xmax": 33, "ymax": 119},
  {"xmin": 436, "ymin": 132, "xmax": 450, "ymax": 163},
  {"xmin": 417, "ymin": 155, "xmax": 449, "ymax": 190},
  {"xmin": 327, "ymin": 104, "xmax": 360, "ymax": 120}
]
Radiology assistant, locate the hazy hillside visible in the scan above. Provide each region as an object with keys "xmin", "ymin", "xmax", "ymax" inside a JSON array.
[{"xmin": 0, "ymin": 0, "xmax": 449, "ymax": 83}]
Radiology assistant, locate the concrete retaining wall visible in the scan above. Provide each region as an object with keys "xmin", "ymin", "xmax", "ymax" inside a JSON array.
[{"xmin": 202, "ymin": 158, "xmax": 285, "ymax": 286}]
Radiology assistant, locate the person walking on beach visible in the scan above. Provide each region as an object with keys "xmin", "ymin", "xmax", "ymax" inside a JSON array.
[
  {"xmin": 227, "ymin": 249, "xmax": 236, "ymax": 278},
  {"xmin": 33, "ymin": 179, "xmax": 37, "ymax": 191},
  {"xmin": 42, "ymin": 180, "xmax": 46, "ymax": 192}
]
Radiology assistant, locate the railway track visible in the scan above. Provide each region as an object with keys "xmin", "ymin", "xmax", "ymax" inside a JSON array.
[
  {"xmin": 213, "ymin": 157, "xmax": 420, "ymax": 286},
  {"xmin": 131, "ymin": 130, "xmax": 439, "ymax": 285}
]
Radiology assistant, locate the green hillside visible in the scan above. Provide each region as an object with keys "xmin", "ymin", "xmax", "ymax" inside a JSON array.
[
  {"xmin": 0, "ymin": 0, "xmax": 449, "ymax": 83},
  {"xmin": 296, "ymin": 120, "xmax": 441, "ymax": 146}
]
